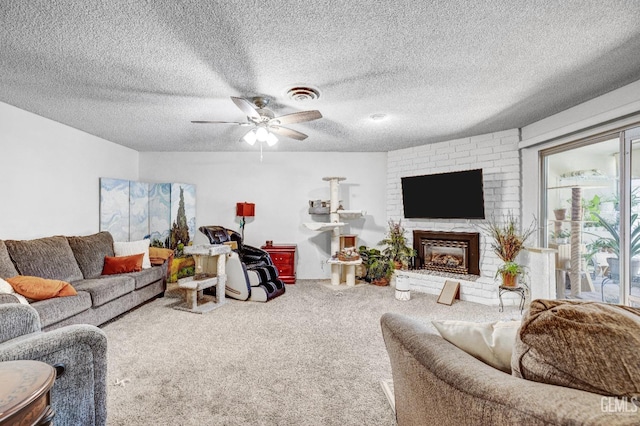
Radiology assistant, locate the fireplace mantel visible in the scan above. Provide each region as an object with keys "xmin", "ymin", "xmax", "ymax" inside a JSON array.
[{"xmin": 413, "ymin": 230, "xmax": 480, "ymax": 276}]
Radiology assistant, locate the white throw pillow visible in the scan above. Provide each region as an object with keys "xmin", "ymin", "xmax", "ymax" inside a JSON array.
[
  {"xmin": 113, "ymin": 239, "xmax": 151, "ymax": 269},
  {"xmin": 432, "ymin": 319, "xmax": 521, "ymax": 373},
  {"xmin": 0, "ymin": 277, "xmax": 30, "ymax": 304}
]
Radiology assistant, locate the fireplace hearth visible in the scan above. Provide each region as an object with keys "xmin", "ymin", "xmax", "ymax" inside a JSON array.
[{"xmin": 413, "ymin": 230, "xmax": 480, "ymax": 276}]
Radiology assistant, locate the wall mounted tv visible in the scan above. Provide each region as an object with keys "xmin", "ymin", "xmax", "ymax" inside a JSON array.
[{"xmin": 401, "ymin": 169, "xmax": 485, "ymax": 219}]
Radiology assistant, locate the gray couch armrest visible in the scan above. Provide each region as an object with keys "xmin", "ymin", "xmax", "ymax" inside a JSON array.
[
  {"xmin": 380, "ymin": 313, "xmax": 640, "ymax": 426},
  {"xmin": 0, "ymin": 293, "xmax": 21, "ymax": 304},
  {"xmin": 0, "ymin": 323, "xmax": 108, "ymax": 426},
  {"xmin": 0, "ymin": 303, "xmax": 41, "ymax": 343}
]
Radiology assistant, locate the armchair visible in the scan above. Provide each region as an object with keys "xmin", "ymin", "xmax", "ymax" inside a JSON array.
[
  {"xmin": 199, "ymin": 226, "xmax": 285, "ymax": 302},
  {"xmin": 0, "ymin": 303, "xmax": 107, "ymax": 426}
]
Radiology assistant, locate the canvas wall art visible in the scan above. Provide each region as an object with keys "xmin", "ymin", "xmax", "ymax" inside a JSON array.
[
  {"xmin": 99, "ymin": 178, "xmax": 130, "ymax": 242},
  {"xmin": 129, "ymin": 181, "xmax": 149, "ymax": 241}
]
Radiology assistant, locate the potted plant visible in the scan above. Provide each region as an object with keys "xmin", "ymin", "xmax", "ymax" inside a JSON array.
[
  {"xmin": 378, "ymin": 219, "xmax": 417, "ymax": 270},
  {"xmin": 587, "ymin": 212, "xmax": 640, "ymax": 277},
  {"xmin": 358, "ymin": 246, "xmax": 395, "ymax": 286},
  {"xmin": 483, "ymin": 212, "xmax": 536, "ymax": 287}
]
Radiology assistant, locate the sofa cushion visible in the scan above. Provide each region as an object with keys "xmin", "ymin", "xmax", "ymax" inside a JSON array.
[
  {"xmin": 6, "ymin": 275, "xmax": 77, "ymax": 300},
  {"xmin": 512, "ymin": 299, "xmax": 640, "ymax": 399},
  {"xmin": 30, "ymin": 291, "xmax": 92, "ymax": 328},
  {"xmin": 122, "ymin": 266, "xmax": 164, "ymax": 290},
  {"xmin": 0, "ymin": 240, "xmax": 19, "ymax": 279},
  {"xmin": 67, "ymin": 231, "xmax": 115, "ymax": 279},
  {"xmin": 73, "ymin": 276, "xmax": 135, "ymax": 307},
  {"xmin": 114, "ymin": 239, "xmax": 151, "ymax": 269},
  {"xmin": 5, "ymin": 236, "xmax": 83, "ymax": 282},
  {"xmin": 102, "ymin": 254, "xmax": 144, "ymax": 275},
  {"xmin": 432, "ymin": 319, "xmax": 520, "ymax": 373}
]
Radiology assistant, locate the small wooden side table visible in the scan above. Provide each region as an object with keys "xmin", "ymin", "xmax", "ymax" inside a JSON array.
[{"xmin": 0, "ymin": 360, "xmax": 56, "ymax": 425}]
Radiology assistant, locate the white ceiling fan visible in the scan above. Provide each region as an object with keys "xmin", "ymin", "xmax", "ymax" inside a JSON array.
[{"xmin": 192, "ymin": 96, "xmax": 322, "ymax": 146}]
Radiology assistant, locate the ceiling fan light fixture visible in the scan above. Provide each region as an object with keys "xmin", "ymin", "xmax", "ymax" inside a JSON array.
[
  {"xmin": 266, "ymin": 132, "xmax": 278, "ymax": 146},
  {"xmin": 255, "ymin": 126, "xmax": 269, "ymax": 142},
  {"xmin": 243, "ymin": 129, "xmax": 257, "ymax": 145}
]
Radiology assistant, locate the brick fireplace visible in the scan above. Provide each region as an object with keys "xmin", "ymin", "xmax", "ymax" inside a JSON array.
[{"xmin": 413, "ymin": 230, "xmax": 480, "ymax": 276}]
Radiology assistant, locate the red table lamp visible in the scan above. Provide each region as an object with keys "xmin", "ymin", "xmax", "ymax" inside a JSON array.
[{"xmin": 236, "ymin": 202, "xmax": 255, "ymax": 241}]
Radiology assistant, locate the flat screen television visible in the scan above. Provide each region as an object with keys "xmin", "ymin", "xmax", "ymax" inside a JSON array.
[{"xmin": 401, "ymin": 169, "xmax": 485, "ymax": 219}]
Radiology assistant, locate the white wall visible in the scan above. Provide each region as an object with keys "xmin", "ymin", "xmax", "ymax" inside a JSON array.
[
  {"xmin": 139, "ymin": 151, "xmax": 387, "ymax": 279},
  {"xmin": 387, "ymin": 129, "xmax": 524, "ymax": 305},
  {"xmin": 0, "ymin": 102, "xmax": 139, "ymax": 239},
  {"xmin": 520, "ymin": 79, "xmax": 640, "ymax": 234},
  {"xmin": 521, "ymin": 79, "xmax": 640, "ymax": 147}
]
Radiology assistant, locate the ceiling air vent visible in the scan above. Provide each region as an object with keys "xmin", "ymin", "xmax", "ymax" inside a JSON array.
[{"xmin": 286, "ymin": 86, "xmax": 320, "ymax": 101}]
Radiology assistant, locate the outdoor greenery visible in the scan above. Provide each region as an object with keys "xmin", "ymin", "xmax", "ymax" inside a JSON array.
[{"xmin": 588, "ymin": 212, "xmax": 640, "ymax": 259}]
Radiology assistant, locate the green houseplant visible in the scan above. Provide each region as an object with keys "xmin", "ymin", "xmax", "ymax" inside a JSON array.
[
  {"xmin": 483, "ymin": 212, "xmax": 536, "ymax": 287},
  {"xmin": 358, "ymin": 246, "xmax": 395, "ymax": 286},
  {"xmin": 587, "ymin": 212, "xmax": 640, "ymax": 278},
  {"xmin": 378, "ymin": 219, "xmax": 417, "ymax": 270},
  {"xmin": 588, "ymin": 212, "xmax": 640, "ymax": 258}
]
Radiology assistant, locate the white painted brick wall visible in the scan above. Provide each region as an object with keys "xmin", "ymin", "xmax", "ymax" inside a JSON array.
[{"xmin": 388, "ymin": 129, "xmax": 525, "ymax": 307}]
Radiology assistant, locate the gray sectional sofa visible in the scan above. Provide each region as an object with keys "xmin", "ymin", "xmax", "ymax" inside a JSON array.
[{"xmin": 0, "ymin": 231, "xmax": 167, "ymax": 330}]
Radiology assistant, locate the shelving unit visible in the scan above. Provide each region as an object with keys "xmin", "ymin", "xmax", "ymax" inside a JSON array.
[{"xmin": 303, "ymin": 177, "xmax": 365, "ymax": 286}]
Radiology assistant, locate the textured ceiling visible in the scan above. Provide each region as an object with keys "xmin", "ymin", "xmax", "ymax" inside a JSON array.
[{"xmin": 1, "ymin": 1, "xmax": 640, "ymax": 152}]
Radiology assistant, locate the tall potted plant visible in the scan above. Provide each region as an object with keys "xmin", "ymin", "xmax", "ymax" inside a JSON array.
[
  {"xmin": 483, "ymin": 212, "xmax": 536, "ymax": 287},
  {"xmin": 587, "ymin": 212, "xmax": 640, "ymax": 277},
  {"xmin": 379, "ymin": 219, "xmax": 417, "ymax": 270}
]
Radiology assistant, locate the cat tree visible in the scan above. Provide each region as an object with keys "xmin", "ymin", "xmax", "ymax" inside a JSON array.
[{"xmin": 304, "ymin": 177, "xmax": 365, "ymax": 286}]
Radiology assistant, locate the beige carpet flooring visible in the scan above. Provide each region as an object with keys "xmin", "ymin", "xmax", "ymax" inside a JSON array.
[{"xmin": 102, "ymin": 279, "xmax": 520, "ymax": 425}]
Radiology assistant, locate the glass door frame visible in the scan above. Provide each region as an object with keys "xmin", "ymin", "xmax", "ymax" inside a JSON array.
[
  {"xmin": 624, "ymin": 127, "xmax": 640, "ymax": 306},
  {"xmin": 539, "ymin": 124, "xmax": 640, "ymax": 306}
]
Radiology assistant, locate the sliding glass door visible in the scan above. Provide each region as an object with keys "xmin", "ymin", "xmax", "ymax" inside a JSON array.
[
  {"xmin": 625, "ymin": 127, "xmax": 640, "ymax": 307},
  {"xmin": 542, "ymin": 125, "xmax": 640, "ymax": 307}
]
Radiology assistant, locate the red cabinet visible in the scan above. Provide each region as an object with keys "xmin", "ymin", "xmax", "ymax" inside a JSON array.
[{"xmin": 261, "ymin": 243, "xmax": 297, "ymax": 284}]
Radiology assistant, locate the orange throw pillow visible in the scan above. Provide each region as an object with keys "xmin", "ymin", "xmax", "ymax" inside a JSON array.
[
  {"xmin": 102, "ymin": 253, "xmax": 144, "ymax": 275},
  {"xmin": 6, "ymin": 276, "xmax": 77, "ymax": 301}
]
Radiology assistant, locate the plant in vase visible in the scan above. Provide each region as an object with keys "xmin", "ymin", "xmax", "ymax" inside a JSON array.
[
  {"xmin": 483, "ymin": 212, "xmax": 536, "ymax": 287},
  {"xmin": 586, "ymin": 212, "xmax": 640, "ymax": 278},
  {"xmin": 358, "ymin": 246, "xmax": 395, "ymax": 286},
  {"xmin": 378, "ymin": 219, "xmax": 417, "ymax": 270}
]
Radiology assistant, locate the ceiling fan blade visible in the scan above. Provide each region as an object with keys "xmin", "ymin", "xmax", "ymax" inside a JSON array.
[
  {"xmin": 270, "ymin": 110, "xmax": 322, "ymax": 126},
  {"xmin": 231, "ymin": 96, "xmax": 261, "ymax": 121},
  {"xmin": 270, "ymin": 126, "xmax": 308, "ymax": 141},
  {"xmin": 191, "ymin": 120, "xmax": 251, "ymax": 125}
]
